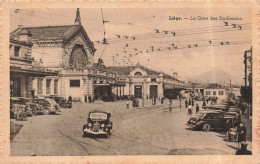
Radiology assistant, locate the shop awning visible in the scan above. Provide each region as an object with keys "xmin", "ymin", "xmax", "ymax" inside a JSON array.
[
  {"xmin": 93, "ymin": 83, "xmax": 111, "ymax": 86},
  {"xmin": 10, "ymin": 66, "xmax": 58, "ymax": 77}
]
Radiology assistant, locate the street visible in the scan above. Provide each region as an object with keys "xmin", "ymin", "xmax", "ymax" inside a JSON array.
[{"xmin": 10, "ymin": 99, "xmax": 251, "ymax": 156}]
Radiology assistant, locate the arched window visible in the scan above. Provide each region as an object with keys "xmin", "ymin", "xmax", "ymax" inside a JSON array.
[
  {"xmin": 69, "ymin": 44, "xmax": 88, "ymax": 69},
  {"xmin": 134, "ymin": 72, "xmax": 142, "ymax": 77}
]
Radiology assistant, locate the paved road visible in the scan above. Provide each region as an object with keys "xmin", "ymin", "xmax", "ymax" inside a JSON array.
[{"xmin": 11, "ymin": 100, "xmax": 248, "ymax": 156}]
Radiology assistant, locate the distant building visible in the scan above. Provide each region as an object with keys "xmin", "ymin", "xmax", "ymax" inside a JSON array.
[
  {"xmin": 204, "ymin": 84, "xmax": 227, "ymax": 100},
  {"xmin": 244, "ymin": 47, "xmax": 252, "ymax": 87},
  {"xmin": 241, "ymin": 47, "xmax": 252, "ymax": 104},
  {"xmin": 10, "ymin": 30, "xmax": 57, "ymax": 98},
  {"xmin": 106, "ymin": 64, "xmax": 185, "ymax": 99}
]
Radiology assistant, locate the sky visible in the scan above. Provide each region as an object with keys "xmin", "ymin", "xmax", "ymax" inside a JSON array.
[{"xmin": 10, "ymin": 8, "xmax": 252, "ymax": 84}]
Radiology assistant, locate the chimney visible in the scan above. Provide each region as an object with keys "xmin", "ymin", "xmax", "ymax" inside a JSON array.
[{"xmin": 173, "ymin": 72, "xmax": 178, "ymax": 79}]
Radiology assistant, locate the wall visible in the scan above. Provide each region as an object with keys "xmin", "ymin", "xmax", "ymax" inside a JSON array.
[
  {"xmin": 204, "ymin": 88, "xmax": 227, "ymax": 100},
  {"xmin": 32, "ymin": 45, "xmax": 63, "ymax": 67}
]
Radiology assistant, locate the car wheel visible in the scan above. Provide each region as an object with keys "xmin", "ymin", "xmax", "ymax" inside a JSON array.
[{"xmin": 202, "ymin": 124, "xmax": 211, "ymax": 131}]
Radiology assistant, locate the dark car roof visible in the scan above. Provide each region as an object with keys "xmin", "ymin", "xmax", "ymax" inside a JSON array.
[
  {"xmin": 16, "ymin": 97, "xmax": 30, "ymax": 100},
  {"xmin": 199, "ymin": 110, "xmax": 223, "ymax": 114},
  {"xmin": 89, "ymin": 111, "xmax": 110, "ymax": 114}
]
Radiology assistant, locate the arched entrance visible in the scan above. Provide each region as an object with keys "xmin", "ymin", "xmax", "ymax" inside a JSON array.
[{"xmin": 69, "ymin": 44, "xmax": 88, "ymax": 69}]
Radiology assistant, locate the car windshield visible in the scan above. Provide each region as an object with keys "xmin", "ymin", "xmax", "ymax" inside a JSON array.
[
  {"xmin": 48, "ymin": 99, "xmax": 57, "ymax": 104},
  {"xmin": 90, "ymin": 113, "xmax": 107, "ymax": 120},
  {"xmin": 196, "ymin": 113, "xmax": 206, "ymax": 118}
]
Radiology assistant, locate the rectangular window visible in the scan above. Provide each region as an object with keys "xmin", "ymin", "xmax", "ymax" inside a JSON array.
[
  {"xmin": 54, "ymin": 79, "xmax": 58, "ymax": 94},
  {"xmin": 14, "ymin": 46, "xmax": 20, "ymax": 57},
  {"xmin": 219, "ymin": 91, "xmax": 224, "ymax": 95},
  {"xmin": 213, "ymin": 91, "xmax": 216, "ymax": 95},
  {"xmin": 206, "ymin": 91, "xmax": 211, "ymax": 95},
  {"xmin": 37, "ymin": 79, "xmax": 43, "ymax": 95},
  {"xmin": 151, "ymin": 78, "xmax": 156, "ymax": 82},
  {"xmin": 46, "ymin": 79, "xmax": 51, "ymax": 95},
  {"xmin": 70, "ymin": 80, "xmax": 80, "ymax": 87}
]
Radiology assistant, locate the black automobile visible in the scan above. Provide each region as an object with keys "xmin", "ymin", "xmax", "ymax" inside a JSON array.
[
  {"xmin": 33, "ymin": 98, "xmax": 57, "ymax": 114},
  {"xmin": 46, "ymin": 95, "xmax": 72, "ymax": 108},
  {"xmin": 83, "ymin": 111, "xmax": 113, "ymax": 138},
  {"xmin": 186, "ymin": 111, "xmax": 236, "ymax": 131}
]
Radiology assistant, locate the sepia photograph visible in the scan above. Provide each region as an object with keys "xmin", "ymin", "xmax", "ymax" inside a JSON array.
[{"xmin": 9, "ymin": 8, "xmax": 253, "ymax": 156}]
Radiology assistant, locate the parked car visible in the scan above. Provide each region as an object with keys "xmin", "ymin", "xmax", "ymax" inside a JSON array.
[
  {"xmin": 10, "ymin": 98, "xmax": 28, "ymax": 121},
  {"xmin": 46, "ymin": 98, "xmax": 60, "ymax": 111},
  {"xmin": 46, "ymin": 95, "xmax": 72, "ymax": 108},
  {"xmin": 12, "ymin": 104, "xmax": 28, "ymax": 121},
  {"xmin": 186, "ymin": 111, "xmax": 237, "ymax": 131},
  {"xmin": 26, "ymin": 102, "xmax": 44, "ymax": 115},
  {"xmin": 83, "ymin": 111, "xmax": 113, "ymax": 138},
  {"xmin": 17, "ymin": 97, "xmax": 36, "ymax": 116},
  {"xmin": 33, "ymin": 98, "xmax": 57, "ymax": 114}
]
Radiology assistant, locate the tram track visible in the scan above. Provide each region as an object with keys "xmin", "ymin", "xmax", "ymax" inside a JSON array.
[{"xmin": 55, "ymin": 103, "xmax": 183, "ymax": 155}]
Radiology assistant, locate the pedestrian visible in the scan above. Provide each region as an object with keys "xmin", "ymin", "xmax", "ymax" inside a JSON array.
[
  {"xmin": 154, "ymin": 97, "xmax": 156, "ymax": 105},
  {"xmin": 138, "ymin": 98, "xmax": 142, "ymax": 108},
  {"xmin": 187, "ymin": 104, "xmax": 193, "ymax": 116},
  {"xmin": 132, "ymin": 98, "xmax": 135, "ymax": 108},
  {"xmin": 192, "ymin": 98, "xmax": 194, "ymax": 106},
  {"xmin": 88, "ymin": 95, "xmax": 92, "ymax": 103},
  {"xmin": 185, "ymin": 99, "xmax": 188, "ymax": 108},
  {"xmin": 196, "ymin": 104, "xmax": 199, "ymax": 114},
  {"xmin": 237, "ymin": 122, "xmax": 247, "ymax": 150},
  {"xmin": 68, "ymin": 96, "xmax": 72, "ymax": 102},
  {"xmin": 126, "ymin": 99, "xmax": 129, "ymax": 109},
  {"xmin": 235, "ymin": 142, "xmax": 252, "ymax": 155},
  {"xmin": 206, "ymin": 99, "xmax": 209, "ymax": 104},
  {"xmin": 161, "ymin": 97, "xmax": 164, "ymax": 104},
  {"xmin": 202, "ymin": 101, "xmax": 206, "ymax": 109},
  {"xmin": 169, "ymin": 100, "xmax": 172, "ymax": 111},
  {"xmin": 189, "ymin": 99, "xmax": 191, "ymax": 105},
  {"xmin": 92, "ymin": 95, "xmax": 95, "ymax": 103}
]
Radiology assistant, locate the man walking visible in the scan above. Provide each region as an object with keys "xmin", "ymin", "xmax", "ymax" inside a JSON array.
[
  {"xmin": 202, "ymin": 100, "xmax": 206, "ymax": 109},
  {"xmin": 196, "ymin": 104, "xmax": 200, "ymax": 114},
  {"xmin": 187, "ymin": 104, "xmax": 193, "ymax": 116},
  {"xmin": 237, "ymin": 122, "xmax": 247, "ymax": 150},
  {"xmin": 185, "ymin": 99, "xmax": 188, "ymax": 108},
  {"xmin": 126, "ymin": 99, "xmax": 129, "ymax": 109}
]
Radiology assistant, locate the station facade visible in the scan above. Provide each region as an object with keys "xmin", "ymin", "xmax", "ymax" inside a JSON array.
[
  {"xmin": 106, "ymin": 64, "xmax": 185, "ymax": 99},
  {"xmin": 10, "ymin": 9, "xmax": 184, "ymax": 101}
]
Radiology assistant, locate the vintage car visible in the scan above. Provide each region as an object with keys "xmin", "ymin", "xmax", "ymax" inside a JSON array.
[
  {"xmin": 47, "ymin": 98, "xmax": 60, "ymax": 111},
  {"xmin": 11, "ymin": 97, "xmax": 34, "ymax": 117},
  {"xmin": 186, "ymin": 111, "xmax": 237, "ymax": 131},
  {"xmin": 26, "ymin": 102, "xmax": 44, "ymax": 115},
  {"xmin": 10, "ymin": 98, "xmax": 28, "ymax": 121},
  {"xmin": 17, "ymin": 97, "xmax": 37, "ymax": 116},
  {"xmin": 33, "ymin": 98, "xmax": 57, "ymax": 114},
  {"xmin": 46, "ymin": 95, "xmax": 72, "ymax": 108},
  {"xmin": 83, "ymin": 111, "xmax": 113, "ymax": 138}
]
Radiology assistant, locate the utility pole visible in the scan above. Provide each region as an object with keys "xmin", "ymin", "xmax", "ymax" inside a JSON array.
[{"xmin": 180, "ymin": 96, "xmax": 181, "ymax": 109}]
